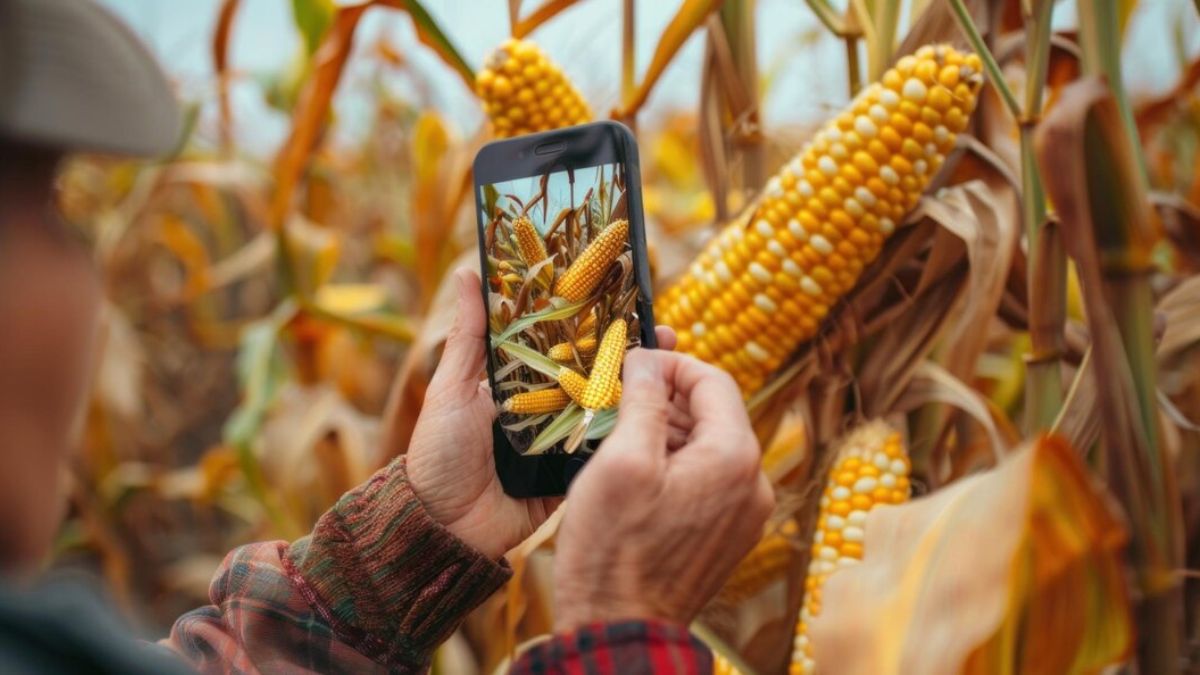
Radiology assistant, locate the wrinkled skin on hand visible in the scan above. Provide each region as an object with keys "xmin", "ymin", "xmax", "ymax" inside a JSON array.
[
  {"xmin": 553, "ymin": 349, "xmax": 774, "ymax": 630},
  {"xmin": 404, "ymin": 269, "xmax": 682, "ymax": 561}
]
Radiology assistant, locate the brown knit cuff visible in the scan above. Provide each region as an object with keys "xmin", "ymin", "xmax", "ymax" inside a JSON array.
[{"xmin": 285, "ymin": 457, "xmax": 511, "ymax": 670}]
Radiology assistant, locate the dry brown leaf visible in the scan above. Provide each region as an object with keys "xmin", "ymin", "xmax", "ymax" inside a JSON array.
[
  {"xmin": 259, "ymin": 383, "xmax": 381, "ymax": 524},
  {"xmin": 811, "ymin": 435, "xmax": 1131, "ymax": 675},
  {"xmin": 212, "ymin": 0, "xmax": 242, "ymax": 151}
]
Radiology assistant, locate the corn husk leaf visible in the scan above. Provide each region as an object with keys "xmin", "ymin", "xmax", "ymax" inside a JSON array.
[
  {"xmin": 497, "ymin": 340, "xmax": 563, "ymax": 381},
  {"xmin": 616, "ymin": 0, "xmax": 724, "ymax": 117},
  {"xmin": 491, "ymin": 298, "xmax": 588, "ymax": 346},
  {"xmin": 811, "ymin": 435, "xmax": 1132, "ymax": 675}
]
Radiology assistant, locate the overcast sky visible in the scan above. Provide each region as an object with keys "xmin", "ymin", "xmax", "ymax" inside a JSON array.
[{"xmin": 97, "ymin": 0, "xmax": 1198, "ymax": 155}]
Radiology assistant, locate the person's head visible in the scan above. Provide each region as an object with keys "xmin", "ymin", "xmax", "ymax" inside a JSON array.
[{"xmin": 0, "ymin": 0, "xmax": 180, "ymax": 576}]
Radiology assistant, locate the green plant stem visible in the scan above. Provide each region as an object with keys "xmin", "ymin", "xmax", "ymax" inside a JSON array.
[
  {"xmin": 872, "ymin": 0, "xmax": 900, "ymax": 80},
  {"xmin": 1077, "ymin": 0, "xmax": 1143, "ymax": 177},
  {"xmin": 1021, "ymin": 0, "xmax": 1064, "ymax": 432},
  {"xmin": 845, "ymin": 36, "xmax": 862, "ymax": 96},
  {"xmin": 1104, "ymin": 274, "xmax": 1181, "ymax": 675},
  {"xmin": 803, "ymin": 0, "xmax": 848, "ymax": 35},
  {"xmin": 948, "ymin": 0, "xmax": 1020, "ymax": 120},
  {"xmin": 1023, "ymin": 210, "xmax": 1065, "ymax": 431},
  {"xmin": 720, "ymin": 0, "xmax": 764, "ymax": 190}
]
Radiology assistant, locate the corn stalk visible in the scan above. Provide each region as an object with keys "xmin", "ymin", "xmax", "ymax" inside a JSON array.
[
  {"xmin": 1038, "ymin": 78, "xmax": 1184, "ymax": 675},
  {"xmin": 717, "ymin": 0, "xmax": 764, "ymax": 190},
  {"xmin": 949, "ymin": 0, "xmax": 1064, "ymax": 433}
]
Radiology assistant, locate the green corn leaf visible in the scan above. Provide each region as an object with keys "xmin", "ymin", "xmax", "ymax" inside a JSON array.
[
  {"xmin": 492, "ymin": 298, "xmax": 588, "ymax": 345},
  {"xmin": 292, "ymin": 0, "xmax": 335, "ymax": 56},
  {"xmin": 498, "ymin": 340, "xmax": 564, "ymax": 379}
]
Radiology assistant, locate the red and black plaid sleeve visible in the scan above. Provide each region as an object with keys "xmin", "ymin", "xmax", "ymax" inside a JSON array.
[
  {"xmin": 164, "ymin": 457, "xmax": 512, "ymax": 673},
  {"xmin": 510, "ymin": 620, "xmax": 713, "ymax": 675}
]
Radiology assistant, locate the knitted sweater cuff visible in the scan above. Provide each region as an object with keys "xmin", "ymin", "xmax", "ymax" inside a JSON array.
[{"xmin": 286, "ymin": 456, "xmax": 511, "ymax": 669}]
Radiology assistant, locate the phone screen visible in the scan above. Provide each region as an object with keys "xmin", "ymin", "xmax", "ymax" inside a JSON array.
[{"xmin": 480, "ymin": 159, "xmax": 648, "ymax": 459}]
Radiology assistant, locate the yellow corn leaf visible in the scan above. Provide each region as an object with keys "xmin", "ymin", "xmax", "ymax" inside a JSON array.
[
  {"xmin": 810, "ymin": 435, "xmax": 1132, "ymax": 675},
  {"xmin": 156, "ymin": 214, "xmax": 211, "ymax": 301},
  {"xmin": 285, "ymin": 215, "xmax": 341, "ymax": 293},
  {"xmin": 615, "ymin": 0, "xmax": 724, "ymax": 117},
  {"xmin": 313, "ymin": 283, "xmax": 388, "ymax": 315},
  {"xmin": 270, "ymin": 0, "xmax": 470, "ymax": 231},
  {"xmin": 512, "ymin": 0, "xmax": 584, "ymax": 39}
]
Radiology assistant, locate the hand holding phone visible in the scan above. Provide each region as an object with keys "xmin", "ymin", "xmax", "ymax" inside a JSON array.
[
  {"xmin": 474, "ymin": 122, "xmax": 655, "ymax": 496},
  {"xmin": 405, "ymin": 269, "xmax": 562, "ymax": 560},
  {"xmin": 552, "ymin": 349, "xmax": 774, "ymax": 631}
]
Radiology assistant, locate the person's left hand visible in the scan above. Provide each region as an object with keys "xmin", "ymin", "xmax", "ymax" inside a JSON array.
[{"xmin": 404, "ymin": 268, "xmax": 676, "ymax": 559}]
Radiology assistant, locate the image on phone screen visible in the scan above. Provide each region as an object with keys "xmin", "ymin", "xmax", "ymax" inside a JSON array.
[{"xmin": 480, "ymin": 161, "xmax": 644, "ymax": 457}]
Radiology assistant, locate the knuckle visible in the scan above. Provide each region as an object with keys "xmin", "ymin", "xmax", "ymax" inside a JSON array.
[{"xmin": 599, "ymin": 450, "xmax": 656, "ymax": 485}]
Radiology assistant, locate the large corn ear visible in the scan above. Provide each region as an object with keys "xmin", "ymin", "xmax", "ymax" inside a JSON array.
[
  {"xmin": 711, "ymin": 421, "xmax": 909, "ymax": 675},
  {"xmin": 656, "ymin": 45, "xmax": 983, "ymax": 396},
  {"xmin": 476, "ymin": 39, "xmax": 592, "ymax": 138},
  {"xmin": 791, "ymin": 421, "xmax": 910, "ymax": 674}
]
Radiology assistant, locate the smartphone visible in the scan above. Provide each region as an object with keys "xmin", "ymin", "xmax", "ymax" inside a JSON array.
[{"xmin": 473, "ymin": 121, "xmax": 655, "ymax": 497}]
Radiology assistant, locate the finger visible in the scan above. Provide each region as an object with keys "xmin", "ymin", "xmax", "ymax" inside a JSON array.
[
  {"xmin": 427, "ymin": 269, "xmax": 488, "ymax": 399},
  {"xmin": 601, "ymin": 348, "xmax": 671, "ymax": 465},
  {"xmin": 654, "ymin": 325, "xmax": 677, "ymax": 351},
  {"xmin": 653, "ymin": 351, "xmax": 751, "ymax": 442}
]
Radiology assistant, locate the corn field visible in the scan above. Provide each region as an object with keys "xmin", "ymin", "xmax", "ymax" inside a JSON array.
[{"xmin": 60, "ymin": 0, "xmax": 1200, "ymax": 673}]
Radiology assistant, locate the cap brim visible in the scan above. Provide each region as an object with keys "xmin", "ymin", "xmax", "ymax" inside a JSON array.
[{"xmin": 0, "ymin": 0, "xmax": 182, "ymax": 157}]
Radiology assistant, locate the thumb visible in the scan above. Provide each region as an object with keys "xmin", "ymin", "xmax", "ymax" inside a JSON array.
[
  {"xmin": 603, "ymin": 348, "xmax": 670, "ymax": 463},
  {"xmin": 429, "ymin": 268, "xmax": 488, "ymax": 399}
]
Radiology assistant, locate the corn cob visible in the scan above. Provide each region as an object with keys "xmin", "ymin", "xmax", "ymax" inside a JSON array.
[
  {"xmin": 502, "ymin": 387, "xmax": 572, "ymax": 414},
  {"xmin": 559, "ymin": 366, "xmax": 621, "ymax": 408},
  {"xmin": 655, "ymin": 45, "xmax": 983, "ymax": 396},
  {"xmin": 476, "ymin": 39, "xmax": 592, "ymax": 138},
  {"xmin": 580, "ymin": 319, "xmax": 627, "ymax": 410},
  {"xmin": 719, "ymin": 518, "xmax": 799, "ymax": 603},
  {"xmin": 555, "ymin": 219, "xmax": 629, "ymax": 302},
  {"xmin": 512, "ymin": 215, "xmax": 552, "ymax": 267},
  {"xmin": 791, "ymin": 421, "xmax": 910, "ymax": 675},
  {"xmin": 548, "ymin": 335, "xmax": 598, "ymax": 362},
  {"xmin": 576, "ymin": 308, "xmax": 598, "ymax": 338}
]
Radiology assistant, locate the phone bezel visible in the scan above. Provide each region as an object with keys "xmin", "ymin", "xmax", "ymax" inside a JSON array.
[{"xmin": 472, "ymin": 121, "xmax": 657, "ymax": 497}]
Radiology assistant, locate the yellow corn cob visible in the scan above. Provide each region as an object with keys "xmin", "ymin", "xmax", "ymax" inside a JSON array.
[
  {"xmin": 476, "ymin": 39, "xmax": 592, "ymax": 138},
  {"xmin": 512, "ymin": 216, "xmax": 551, "ymax": 267},
  {"xmin": 558, "ymin": 366, "xmax": 621, "ymax": 406},
  {"xmin": 548, "ymin": 335, "xmax": 598, "ymax": 362},
  {"xmin": 656, "ymin": 45, "xmax": 983, "ymax": 395},
  {"xmin": 555, "ymin": 219, "xmax": 629, "ymax": 302},
  {"xmin": 579, "ymin": 319, "xmax": 627, "ymax": 410},
  {"xmin": 719, "ymin": 518, "xmax": 799, "ymax": 603},
  {"xmin": 790, "ymin": 421, "xmax": 910, "ymax": 675},
  {"xmin": 502, "ymin": 387, "xmax": 572, "ymax": 414},
  {"xmin": 576, "ymin": 309, "xmax": 598, "ymax": 338}
]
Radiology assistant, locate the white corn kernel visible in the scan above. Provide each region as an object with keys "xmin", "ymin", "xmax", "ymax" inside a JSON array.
[
  {"xmin": 810, "ymin": 234, "xmax": 834, "ymax": 255},
  {"xmin": 902, "ymin": 78, "xmax": 928, "ymax": 102}
]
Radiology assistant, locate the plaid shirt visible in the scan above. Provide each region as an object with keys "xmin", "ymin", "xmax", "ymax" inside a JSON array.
[{"xmin": 161, "ymin": 457, "xmax": 711, "ymax": 674}]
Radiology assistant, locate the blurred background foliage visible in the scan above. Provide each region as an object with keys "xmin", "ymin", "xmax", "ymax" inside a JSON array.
[{"xmin": 50, "ymin": 0, "xmax": 1200, "ymax": 673}]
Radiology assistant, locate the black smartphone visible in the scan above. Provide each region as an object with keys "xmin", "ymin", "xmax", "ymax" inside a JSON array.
[{"xmin": 473, "ymin": 121, "xmax": 656, "ymax": 497}]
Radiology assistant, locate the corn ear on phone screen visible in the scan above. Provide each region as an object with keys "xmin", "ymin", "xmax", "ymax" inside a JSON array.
[{"xmin": 473, "ymin": 122, "xmax": 655, "ymax": 497}]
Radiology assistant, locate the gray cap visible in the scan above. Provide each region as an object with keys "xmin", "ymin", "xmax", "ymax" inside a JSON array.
[{"xmin": 0, "ymin": 0, "xmax": 182, "ymax": 157}]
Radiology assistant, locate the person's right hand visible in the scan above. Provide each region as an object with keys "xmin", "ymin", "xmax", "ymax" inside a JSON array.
[{"xmin": 552, "ymin": 349, "xmax": 774, "ymax": 631}]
